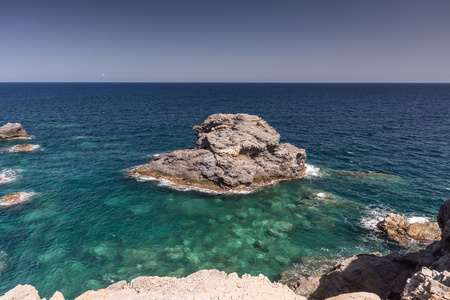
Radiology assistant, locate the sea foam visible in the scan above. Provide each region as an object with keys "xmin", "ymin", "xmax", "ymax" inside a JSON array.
[
  {"xmin": 131, "ymin": 174, "xmax": 254, "ymax": 195},
  {"xmin": 0, "ymin": 168, "xmax": 20, "ymax": 184},
  {"xmin": 304, "ymin": 164, "xmax": 322, "ymax": 178}
]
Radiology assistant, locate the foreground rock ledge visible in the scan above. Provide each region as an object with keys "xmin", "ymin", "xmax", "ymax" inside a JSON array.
[
  {"xmin": 289, "ymin": 198, "xmax": 450, "ymax": 300},
  {"xmin": 0, "ymin": 123, "xmax": 30, "ymax": 141},
  {"xmin": 0, "ymin": 270, "xmax": 306, "ymax": 300},
  {"xmin": 131, "ymin": 113, "xmax": 307, "ymax": 192}
]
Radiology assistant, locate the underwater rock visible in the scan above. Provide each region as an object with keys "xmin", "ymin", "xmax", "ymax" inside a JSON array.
[
  {"xmin": 131, "ymin": 113, "xmax": 306, "ymax": 192},
  {"xmin": 401, "ymin": 267, "xmax": 450, "ymax": 300},
  {"xmin": 377, "ymin": 213, "xmax": 441, "ymax": 244},
  {"xmin": 328, "ymin": 169, "xmax": 398, "ymax": 179},
  {"xmin": 0, "ymin": 123, "xmax": 30, "ymax": 141}
]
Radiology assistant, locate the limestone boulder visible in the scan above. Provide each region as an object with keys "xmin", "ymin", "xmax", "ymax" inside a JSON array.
[
  {"xmin": 0, "ymin": 285, "xmax": 41, "ymax": 300},
  {"xmin": 377, "ymin": 213, "xmax": 441, "ymax": 244},
  {"xmin": 325, "ymin": 292, "xmax": 381, "ymax": 300},
  {"xmin": 0, "ymin": 123, "xmax": 30, "ymax": 141}
]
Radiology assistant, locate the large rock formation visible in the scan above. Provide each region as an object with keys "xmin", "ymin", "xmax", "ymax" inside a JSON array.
[
  {"xmin": 377, "ymin": 213, "xmax": 441, "ymax": 244},
  {"xmin": 0, "ymin": 123, "xmax": 30, "ymax": 141},
  {"xmin": 131, "ymin": 114, "xmax": 306, "ymax": 192},
  {"xmin": 0, "ymin": 270, "xmax": 306, "ymax": 300},
  {"xmin": 288, "ymin": 199, "xmax": 450, "ymax": 299}
]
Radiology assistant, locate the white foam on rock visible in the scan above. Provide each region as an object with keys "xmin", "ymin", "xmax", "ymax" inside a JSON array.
[
  {"xmin": 0, "ymin": 168, "xmax": 20, "ymax": 184},
  {"xmin": 406, "ymin": 216, "xmax": 430, "ymax": 223},
  {"xmin": 8, "ymin": 144, "xmax": 40, "ymax": 153},
  {"xmin": 304, "ymin": 164, "xmax": 322, "ymax": 178},
  {"xmin": 0, "ymin": 192, "xmax": 35, "ymax": 207},
  {"xmin": 131, "ymin": 173, "xmax": 254, "ymax": 195},
  {"xmin": 360, "ymin": 206, "xmax": 390, "ymax": 231}
]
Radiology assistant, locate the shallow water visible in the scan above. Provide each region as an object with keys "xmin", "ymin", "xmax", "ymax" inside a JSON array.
[{"xmin": 0, "ymin": 83, "xmax": 449, "ymax": 298}]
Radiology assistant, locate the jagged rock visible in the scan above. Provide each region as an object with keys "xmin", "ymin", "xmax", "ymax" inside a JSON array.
[
  {"xmin": 75, "ymin": 269, "xmax": 306, "ymax": 300},
  {"xmin": 377, "ymin": 213, "xmax": 441, "ymax": 244},
  {"xmin": 289, "ymin": 252, "xmax": 416, "ymax": 299},
  {"xmin": 401, "ymin": 267, "xmax": 450, "ymax": 299},
  {"xmin": 325, "ymin": 292, "xmax": 381, "ymax": 300},
  {"xmin": 289, "ymin": 199, "xmax": 450, "ymax": 300},
  {"xmin": 131, "ymin": 114, "xmax": 306, "ymax": 192},
  {"xmin": 49, "ymin": 291, "xmax": 65, "ymax": 300},
  {"xmin": 0, "ymin": 284, "xmax": 41, "ymax": 300},
  {"xmin": 0, "ymin": 123, "xmax": 30, "ymax": 141},
  {"xmin": 1, "ymin": 270, "xmax": 305, "ymax": 300}
]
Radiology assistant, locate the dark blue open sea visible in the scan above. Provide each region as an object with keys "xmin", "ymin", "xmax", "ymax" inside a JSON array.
[{"xmin": 0, "ymin": 83, "xmax": 449, "ymax": 298}]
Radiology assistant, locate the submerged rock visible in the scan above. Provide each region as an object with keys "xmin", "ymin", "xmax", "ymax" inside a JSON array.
[
  {"xmin": 0, "ymin": 123, "xmax": 30, "ymax": 141},
  {"xmin": 377, "ymin": 213, "xmax": 441, "ymax": 244},
  {"xmin": 328, "ymin": 169, "xmax": 398, "ymax": 179},
  {"xmin": 131, "ymin": 113, "xmax": 306, "ymax": 192}
]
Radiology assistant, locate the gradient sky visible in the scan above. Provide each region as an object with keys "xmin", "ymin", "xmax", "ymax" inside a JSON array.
[{"xmin": 1, "ymin": 0, "xmax": 450, "ymax": 82}]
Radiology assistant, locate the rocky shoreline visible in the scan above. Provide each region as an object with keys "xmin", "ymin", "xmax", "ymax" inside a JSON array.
[{"xmin": 131, "ymin": 113, "xmax": 307, "ymax": 193}]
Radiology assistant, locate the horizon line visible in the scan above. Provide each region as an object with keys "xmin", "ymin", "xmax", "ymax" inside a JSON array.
[{"xmin": 0, "ymin": 81, "xmax": 450, "ymax": 84}]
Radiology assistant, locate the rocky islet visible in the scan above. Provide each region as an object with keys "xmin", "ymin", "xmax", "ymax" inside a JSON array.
[
  {"xmin": 131, "ymin": 113, "xmax": 307, "ymax": 192},
  {"xmin": 0, "ymin": 123, "xmax": 30, "ymax": 141}
]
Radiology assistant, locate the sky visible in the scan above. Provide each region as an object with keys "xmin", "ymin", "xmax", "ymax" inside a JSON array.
[{"xmin": 1, "ymin": 0, "xmax": 450, "ymax": 82}]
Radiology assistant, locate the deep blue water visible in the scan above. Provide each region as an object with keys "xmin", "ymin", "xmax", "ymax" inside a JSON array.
[{"xmin": 0, "ymin": 83, "xmax": 449, "ymax": 299}]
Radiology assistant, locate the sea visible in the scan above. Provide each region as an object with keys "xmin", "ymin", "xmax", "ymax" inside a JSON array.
[{"xmin": 0, "ymin": 83, "xmax": 449, "ymax": 299}]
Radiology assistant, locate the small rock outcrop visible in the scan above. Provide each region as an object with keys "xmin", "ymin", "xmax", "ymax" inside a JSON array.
[
  {"xmin": 0, "ymin": 123, "xmax": 30, "ymax": 141},
  {"xmin": 401, "ymin": 267, "xmax": 450, "ymax": 300},
  {"xmin": 377, "ymin": 213, "xmax": 441, "ymax": 244},
  {"xmin": 10, "ymin": 144, "xmax": 37, "ymax": 152},
  {"xmin": 0, "ymin": 193, "xmax": 33, "ymax": 207},
  {"xmin": 1, "ymin": 270, "xmax": 306, "ymax": 300},
  {"xmin": 131, "ymin": 114, "xmax": 306, "ymax": 192}
]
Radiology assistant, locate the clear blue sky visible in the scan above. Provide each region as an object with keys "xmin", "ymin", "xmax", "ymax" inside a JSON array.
[{"xmin": 1, "ymin": 0, "xmax": 450, "ymax": 82}]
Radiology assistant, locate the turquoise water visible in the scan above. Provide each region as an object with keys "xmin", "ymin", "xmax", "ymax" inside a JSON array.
[{"xmin": 0, "ymin": 83, "xmax": 449, "ymax": 298}]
